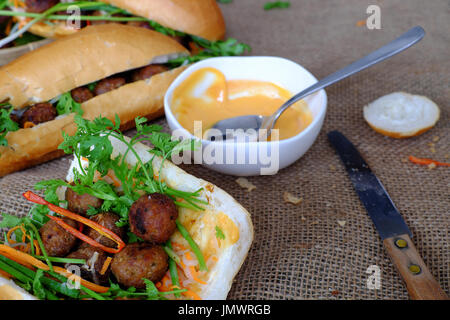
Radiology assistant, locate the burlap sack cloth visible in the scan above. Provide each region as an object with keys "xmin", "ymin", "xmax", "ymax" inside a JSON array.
[{"xmin": 0, "ymin": 0, "xmax": 448, "ymax": 299}]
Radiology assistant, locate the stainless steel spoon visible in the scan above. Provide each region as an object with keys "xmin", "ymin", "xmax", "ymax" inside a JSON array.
[{"xmin": 209, "ymin": 26, "xmax": 425, "ymax": 141}]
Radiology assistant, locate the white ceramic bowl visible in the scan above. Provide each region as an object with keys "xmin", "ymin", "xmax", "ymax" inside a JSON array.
[{"xmin": 164, "ymin": 56, "xmax": 327, "ymax": 176}]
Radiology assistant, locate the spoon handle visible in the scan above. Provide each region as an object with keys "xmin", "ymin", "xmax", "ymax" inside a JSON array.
[{"xmin": 270, "ymin": 26, "xmax": 425, "ymax": 126}]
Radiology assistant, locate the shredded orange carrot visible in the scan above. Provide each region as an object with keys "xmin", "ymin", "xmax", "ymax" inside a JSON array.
[
  {"xmin": 6, "ymin": 226, "xmax": 21, "ymax": 244},
  {"xmin": 0, "ymin": 251, "xmax": 34, "ymax": 269},
  {"xmin": 409, "ymin": 155, "xmax": 450, "ymax": 167},
  {"xmin": 99, "ymin": 257, "xmax": 112, "ymax": 275},
  {"xmin": 185, "ymin": 251, "xmax": 193, "ymax": 260},
  {"xmin": 5, "ymin": 19, "xmax": 13, "ymax": 36},
  {"xmin": 182, "ymin": 289, "xmax": 202, "ymax": 300},
  {"xmin": 23, "ymin": 122, "xmax": 36, "ymax": 129},
  {"xmin": 0, "ymin": 245, "xmax": 109, "ymax": 293},
  {"xmin": 0, "ymin": 269, "xmax": 13, "ymax": 279},
  {"xmin": 106, "ymin": 171, "xmax": 121, "ymax": 188},
  {"xmin": 356, "ymin": 20, "xmax": 366, "ymax": 27},
  {"xmin": 172, "ymin": 242, "xmax": 187, "ymax": 251},
  {"xmin": 0, "ymin": 245, "xmax": 48, "ymax": 270},
  {"xmin": 189, "ymin": 266, "xmax": 207, "ymax": 285}
]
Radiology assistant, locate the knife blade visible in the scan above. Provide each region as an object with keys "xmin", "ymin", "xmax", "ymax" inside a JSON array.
[
  {"xmin": 327, "ymin": 130, "xmax": 411, "ymax": 239},
  {"xmin": 328, "ymin": 130, "xmax": 448, "ymax": 300}
]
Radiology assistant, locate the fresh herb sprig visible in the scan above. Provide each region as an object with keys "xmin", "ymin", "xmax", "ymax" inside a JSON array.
[
  {"xmin": 51, "ymin": 115, "xmax": 206, "ymax": 227},
  {"xmin": 55, "ymin": 92, "xmax": 84, "ymax": 116},
  {"xmin": 264, "ymin": 1, "xmax": 291, "ymax": 10},
  {"xmin": 0, "ymin": 105, "xmax": 19, "ymax": 147}
]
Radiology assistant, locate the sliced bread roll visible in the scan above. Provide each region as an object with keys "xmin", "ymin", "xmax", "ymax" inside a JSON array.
[{"xmin": 363, "ymin": 92, "xmax": 440, "ymax": 138}]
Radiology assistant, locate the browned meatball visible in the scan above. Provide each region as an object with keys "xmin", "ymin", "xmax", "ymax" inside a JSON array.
[
  {"xmin": 93, "ymin": 77, "xmax": 126, "ymax": 96},
  {"xmin": 111, "ymin": 243, "xmax": 168, "ymax": 288},
  {"xmin": 25, "ymin": 0, "xmax": 59, "ymax": 13},
  {"xmin": 129, "ymin": 193, "xmax": 178, "ymax": 244},
  {"xmin": 131, "ymin": 65, "xmax": 169, "ymax": 82},
  {"xmin": 65, "ymin": 245, "xmax": 110, "ymax": 285},
  {"xmin": 66, "ymin": 187, "xmax": 103, "ymax": 216},
  {"xmin": 20, "ymin": 103, "xmax": 56, "ymax": 127},
  {"xmin": 85, "ymin": 213, "xmax": 125, "ymax": 248},
  {"xmin": 40, "ymin": 218, "xmax": 78, "ymax": 257},
  {"xmin": 71, "ymin": 87, "xmax": 94, "ymax": 104}
]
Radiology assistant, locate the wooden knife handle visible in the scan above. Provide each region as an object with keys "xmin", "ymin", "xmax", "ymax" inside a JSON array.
[{"xmin": 383, "ymin": 234, "xmax": 448, "ymax": 300}]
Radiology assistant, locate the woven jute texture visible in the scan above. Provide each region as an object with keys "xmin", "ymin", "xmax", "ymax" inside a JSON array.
[{"xmin": 0, "ymin": 0, "xmax": 448, "ymax": 299}]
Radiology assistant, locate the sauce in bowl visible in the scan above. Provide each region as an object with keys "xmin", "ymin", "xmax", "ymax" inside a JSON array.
[{"xmin": 171, "ymin": 67, "xmax": 312, "ymax": 140}]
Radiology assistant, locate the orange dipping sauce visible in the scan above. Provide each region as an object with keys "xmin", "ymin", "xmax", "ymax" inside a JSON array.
[{"xmin": 171, "ymin": 67, "xmax": 313, "ymax": 140}]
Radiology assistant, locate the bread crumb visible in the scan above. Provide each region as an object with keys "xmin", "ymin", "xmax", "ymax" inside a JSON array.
[
  {"xmin": 329, "ymin": 164, "xmax": 336, "ymax": 171},
  {"xmin": 301, "ymin": 215, "xmax": 306, "ymax": 221},
  {"xmin": 427, "ymin": 163, "xmax": 437, "ymax": 170},
  {"xmin": 235, "ymin": 178, "xmax": 256, "ymax": 192},
  {"xmin": 432, "ymin": 136, "xmax": 440, "ymax": 142},
  {"xmin": 337, "ymin": 220, "xmax": 346, "ymax": 227},
  {"xmin": 283, "ymin": 192, "xmax": 303, "ymax": 205},
  {"xmin": 355, "ymin": 20, "xmax": 366, "ymax": 27}
]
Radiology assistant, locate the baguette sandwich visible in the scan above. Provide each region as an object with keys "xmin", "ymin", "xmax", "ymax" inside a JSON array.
[
  {"xmin": 0, "ymin": 0, "xmax": 227, "ymax": 58},
  {"xmin": 0, "ymin": 23, "xmax": 189, "ymax": 177},
  {"xmin": 0, "ymin": 116, "xmax": 253, "ymax": 300}
]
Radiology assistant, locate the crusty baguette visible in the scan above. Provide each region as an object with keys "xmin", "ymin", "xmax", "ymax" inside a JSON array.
[
  {"xmin": 0, "ymin": 66, "xmax": 186, "ymax": 177},
  {"xmin": 24, "ymin": 0, "xmax": 225, "ymax": 41},
  {"xmin": 66, "ymin": 136, "xmax": 254, "ymax": 300},
  {"xmin": 363, "ymin": 92, "xmax": 440, "ymax": 138},
  {"xmin": 104, "ymin": 0, "xmax": 226, "ymax": 40},
  {"xmin": 0, "ymin": 24, "xmax": 188, "ymax": 109},
  {"xmin": 0, "ymin": 136, "xmax": 253, "ymax": 300},
  {"xmin": 0, "ymin": 276, "xmax": 37, "ymax": 300}
]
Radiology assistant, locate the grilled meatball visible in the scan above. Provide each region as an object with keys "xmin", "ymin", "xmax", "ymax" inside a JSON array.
[
  {"xmin": 93, "ymin": 77, "xmax": 126, "ymax": 96},
  {"xmin": 40, "ymin": 218, "xmax": 78, "ymax": 257},
  {"xmin": 111, "ymin": 243, "xmax": 168, "ymax": 288},
  {"xmin": 66, "ymin": 187, "xmax": 103, "ymax": 216},
  {"xmin": 20, "ymin": 103, "xmax": 56, "ymax": 127},
  {"xmin": 85, "ymin": 213, "xmax": 125, "ymax": 248},
  {"xmin": 65, "ymin": 245, "xmax": 110, "ymax": 285},
  {"xmin": 131, "ymin": 65, "xmax": 168, "ymax": 82},
  {"xmin": 25, "ymin": 0, "xmax": 59, "ymax": 13},
  {"xmin": 71, "ymin": 87, "xmax": 94, "ymax": 104},
  {"xmin": 129, "ymin": 193, "xmax": 178, "ymax": 244}
]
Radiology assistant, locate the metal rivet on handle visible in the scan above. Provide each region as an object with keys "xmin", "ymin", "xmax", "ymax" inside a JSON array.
[
  {"xmin": 395, "ymin": 238, "xmax": 408, "ymax": 249},
  {"xmin": 409, "ymin": 264, "xmax": 421, "ymax": 275}
]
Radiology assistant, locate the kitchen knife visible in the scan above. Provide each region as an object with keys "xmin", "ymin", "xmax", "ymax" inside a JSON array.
[{"xmin": 327, "ymin": 130, "xmax": 448, "ymax": 300}]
